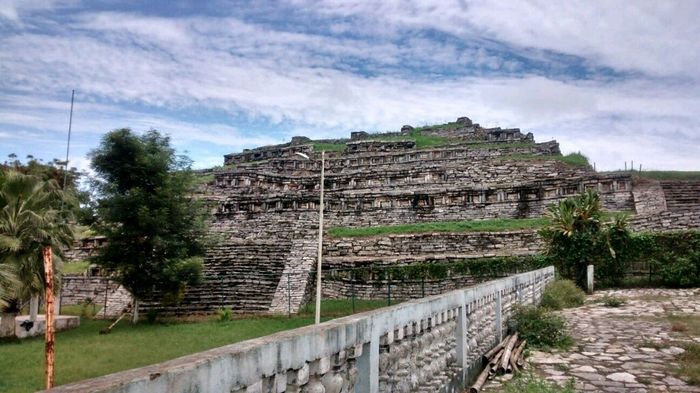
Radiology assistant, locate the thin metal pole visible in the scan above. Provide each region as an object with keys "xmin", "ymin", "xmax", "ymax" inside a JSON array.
[
  {"xmin": 351, "ymin": 270, "xmax": 356, "ymax": 313},
  {"xmin": 60, "ymin": 90, "xmax": 75, "ymax": 210},
  {"xmin": 387, "ymin": 270, "xmax": 391, "ymax": 306},
  {"xmin": 287, "ymin": 273, "xmax": 291, "ymax": 318},
  {"xmin": 314, "ymin": 152, "xmax": 325, "ymax": 325},
  {"xmin": 104, "ymin": 279, "xmax": 108, "ymax": 319}
]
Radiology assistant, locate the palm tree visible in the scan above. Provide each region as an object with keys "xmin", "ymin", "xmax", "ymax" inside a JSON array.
[
  {"xmin": 0, "ymin": 170, "xmax": 74, "ymax": 336},
  {"xmin": 543, "ymin": 189, "xmax": 604, "ymax": 287}
]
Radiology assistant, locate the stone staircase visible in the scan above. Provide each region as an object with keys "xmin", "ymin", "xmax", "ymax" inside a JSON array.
[
  {"xmin": 660, "ymin": 180, "xmax": 700, "ymax": 212},
  {"xmin": 153, "ymin": 240, "xmax": 292, "ymax": 314}
]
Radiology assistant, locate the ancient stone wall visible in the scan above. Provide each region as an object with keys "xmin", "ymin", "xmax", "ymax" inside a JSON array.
[
  {"xmin": 660, "ymin": 180, "xmax": 700, "ymax": 213},
  {"xmin": 63, "ymin": 236, "xmax": 106, "ymax": 262},
  {"xmin": 632, "ymin": 178, "xmax": 667, "ymax": 215},
  {"xmin": 61, "ymin": 275, "xmax": 120, "ymax": 306},
  {"xmin": 45, "ymin": 266, "xmax": 555, "ymax": 393},
  {"xmin": 630, "ymin": 210, "xmax": 700, "ymax": 232},
  {"xmin": 323, "ymin": 230, "xmax": 543, "ymax": 264}
]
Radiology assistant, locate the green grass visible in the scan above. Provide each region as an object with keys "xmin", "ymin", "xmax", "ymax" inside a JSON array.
[
  {"xmin": 0, "ymin": 300, "xmax": 386, "ymax": 392},
  {"xmin": 540, "ymin": 280, "xmax": 585, "ymax": 310},
  {"xmin": 637, "ymin": 171, "xmax": 700, "ymax": 180},
  {"xmin": 667, "ymin": 314, "xmax": 700, "ymax": 336},
  {"xmin": 194, "ymin": 173, "xmax": 215, "ymax": 185},
  {"xmin": 2, "ymin": 299, "xmax": 393, "ymax": 392},
  {"xmin": 328, "ymin": 217, "xmax": 549, "ymax": 238},
  {"xmin": 678, "ymin": 342, "xmax": 700, "ymax": 385},
  {"xmin": 73, "ymin": 225, "xmax": 97, "ymax": 240},
  {"xmin": 558, "ymin": 152, "xmax": 589, "ymax": 167},
  {"xmin": 496, "ymin": 372, "xmax": 576, "ymax": 393},
  {"xmin": 61, "ymin": 260, "xmax": 91, "ymax": 274},
  {"xmin": 313, "ymin": 142, "xmax": 346, "ymax": 152},
  {"xmin": 499, "ymin": 152, "xmax": 590, "ymax": 167}
]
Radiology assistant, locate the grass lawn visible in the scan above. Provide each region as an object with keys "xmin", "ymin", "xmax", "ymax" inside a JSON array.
[
  {"xmin": 0, "ymin": 299, "xmax": 386, "ymax": 393},
  {"xmin": 61, "ymin": 260, "xmax": 91, "ymax": 275},
  {"xmin": 499, "ymin": 152, "xmax": 590, "ymax": 167},
  {"xmin": 638, "ymin": 171, "xmax": 700, "ymax": 181},
  {"xmin": 328, "ymin": 217, "xmax": 549, "ymax": 237},
  {"xmin": 313, "ymin": 142, "xmax": 346, "ymax": 152}
]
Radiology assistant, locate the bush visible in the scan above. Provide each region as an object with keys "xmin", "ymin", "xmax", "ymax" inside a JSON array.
[
  {"xmin": 217, "ymin": 308, "xmax": 232, "ymax": 322},
  {"xmin": 146, "ymin": 308, "xmax": 160, "ymax": 324},
  {"xmin": 600, "ymin": 295, "xmax": 625, "ymax": 307},
  {"xmin": 540, "ymin": 280, "xmax": 586, "ymax": 310},
  {"xmin": 500, "ymin": 372, "xmax": 576, "ymax": 393},
  {"xmin": 509, "ymin": 305, "xmax": 573, "ymax": 349},
  {"xmin": 653, "ymin": 253, "xmax": 700, "ymax": 288}
]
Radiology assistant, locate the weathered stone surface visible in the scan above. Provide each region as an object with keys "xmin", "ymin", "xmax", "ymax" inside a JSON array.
[{"xmin": 486, "ymin": 288, "xmax": 700, "ymax": 393}]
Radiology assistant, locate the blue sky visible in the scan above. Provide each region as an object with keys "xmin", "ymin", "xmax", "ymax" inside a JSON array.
[{"xmin": 1, "ymin": 0, "xmax": 699, "ymax": 172}]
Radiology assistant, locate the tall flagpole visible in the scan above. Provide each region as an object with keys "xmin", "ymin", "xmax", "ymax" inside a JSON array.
[{"xmin": 61, "ymin": 90, "xmax": 75, "ymax": 204}]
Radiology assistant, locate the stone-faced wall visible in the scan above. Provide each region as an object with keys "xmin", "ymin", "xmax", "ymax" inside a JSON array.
[
  {"xmin": 45, "ymin": 266, "xmax": 555, "ymax": 393},
  {"xmin": 61, "ymin": 275, "xmax": 120, "ymax": 306},
  {"xmin": 630, "ymin": 210, "xmax": 700, "ymax": 232},
  {"xmin": 632, "ymin": 178, "xmax": 667, "ymax": 215},
  {"xmin": 323, "ymin": 230, "xmax": 543, "ymax": 263}
]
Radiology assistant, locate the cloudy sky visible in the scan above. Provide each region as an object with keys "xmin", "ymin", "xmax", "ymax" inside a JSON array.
[{"xmin": 1, "ymin": 0, "xmax": 699, "ymax": 171}]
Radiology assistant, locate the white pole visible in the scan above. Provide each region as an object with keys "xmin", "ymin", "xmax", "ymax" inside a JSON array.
[{"xmin": 315, "ymin": 151, "xmax": 325, "ymax": 325}]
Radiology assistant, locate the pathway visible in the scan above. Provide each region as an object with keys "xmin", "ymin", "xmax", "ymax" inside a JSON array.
[{"xmin": 488, "ymin": 288, "xmax": 700, "ymax": 392}]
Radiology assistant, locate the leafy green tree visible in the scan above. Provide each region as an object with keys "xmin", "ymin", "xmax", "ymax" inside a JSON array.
[
  {"xmin": 0, "ymin": 170, "xmax": 75, "ymax": 335},
  {"xmin": 90, "ymin": 129, "xmax": 205, "ymax": 321},
  {"xmin": 541, "ymin": 190, "xmax": 631, "ymax": 288}
]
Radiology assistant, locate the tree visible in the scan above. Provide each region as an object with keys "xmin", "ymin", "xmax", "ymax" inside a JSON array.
[
  {"xmin": 90, "ymin": 129, "xmax": 205, "ymax": 322},
  {"xmin": 0, "ymin": 170, "xmax": 74, "ymax": 336},
  {"xmin": 541, "ymin": 190, "xmax": 631, "ymax": 288}
]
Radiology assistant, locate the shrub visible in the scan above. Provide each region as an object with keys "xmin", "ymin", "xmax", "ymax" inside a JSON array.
[
  {"xmin": 217, "ymin": 308, "xmax": 232, "ymax": 322},
  {"xmin": 500, "ymin": 372, "xmax": 576, "ymax": 393},
  {"xmin": 600, "ymin": 295, "xmax": 625, "ymax": 307},
  {"xmin": 540, "ymin": 280, "xmax": 585, "ymax": 310},
  {"xmin": 146, "ymin": 308, "xmax": 160, "ymax": 324},
  {"xmin": 653, "ymin": 253, "xmax": 700, "ymax": 288},
  {"xmin": 509, "ymin": 305, "xmax": 573, "ymax": 349},
  {"xmin": 79, "ymin": 298, "xmax": 96, "ymax": 319}
]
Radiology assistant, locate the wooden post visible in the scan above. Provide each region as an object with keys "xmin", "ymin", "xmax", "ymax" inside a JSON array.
[
  {"xmin": 586, "ymin": 265, "xmax": 594, "ymax": 294},
  {"xmin": 42, "ymin": 246, "xmax": 55, "ymax": 389}
]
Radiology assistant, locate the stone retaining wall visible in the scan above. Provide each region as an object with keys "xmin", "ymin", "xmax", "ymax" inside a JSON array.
[
  {"xmin": 629, "ymin": 210, "xmax": 700, "ymax": 232},
  {"xmin": 61, "ymin": 275, "xmax": 120, "ymax": 306},
  {"xmin": 45, "ymin": 266, "xmax": 555, "ymax": 393},
  {"xmin": 323, "ymin": 230, "xmax": 543, "ymax": 262}
]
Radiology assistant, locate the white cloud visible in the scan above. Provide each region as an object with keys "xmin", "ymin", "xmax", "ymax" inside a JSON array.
[
  {"xmin": 0, "ymin": 2, "xmax": 698, "ymax": 173},
  {"xmin": 294, "ymin": 0, "xmax": 700, "ymax": 79}
]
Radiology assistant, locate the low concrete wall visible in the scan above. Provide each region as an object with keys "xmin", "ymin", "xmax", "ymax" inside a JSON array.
[{"xmin": 45, "ymin": 266, "xmax": 555, "ymax": 393}]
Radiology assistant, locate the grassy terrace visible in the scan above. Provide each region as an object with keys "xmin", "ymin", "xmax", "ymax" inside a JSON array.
[
  {"xmin": 328, "ymin": 217, "xmax": 549, "ymax": 238},
  {"xmin": 61, "ymin": 260, "xmax": 91, "ymax": 274},
  {"xmin": 637, "ymin": 171, "xmax": 700, "ymax": 180},
  {"xmin": 499, "ymin": 152, "xmax": 590, "ymax": 167},
  {"xmin": 0, "ymin": 300, "xmax": 386, "ymax": 393},
  {"xmin": 312, "ymin": 142, "xmax": 347, "ymax": 152}
]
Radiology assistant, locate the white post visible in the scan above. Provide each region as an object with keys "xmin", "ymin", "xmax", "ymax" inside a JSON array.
[
  {"xmin": 586, "ymin": 265, "xmax": 594, "ymax": 294},
  {"xmin": 315, "ymin": 151, "xmax": 325, "ymax": 325},
  {"xmin": 54, "ymin": 291, "xmax": 61, "ymax": 316},
  {"xmin": 30, "ymin": 295, "xmax": 39, "ymax": 321},
  {"xmin": 131, "ymin": 299, "xmax": 139, "ymax": 324}
]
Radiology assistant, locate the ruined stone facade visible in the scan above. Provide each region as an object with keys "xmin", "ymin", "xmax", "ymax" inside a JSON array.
[{"xmin": 142, "ymin": 117, "xmax": 698, "ymax": 315}]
